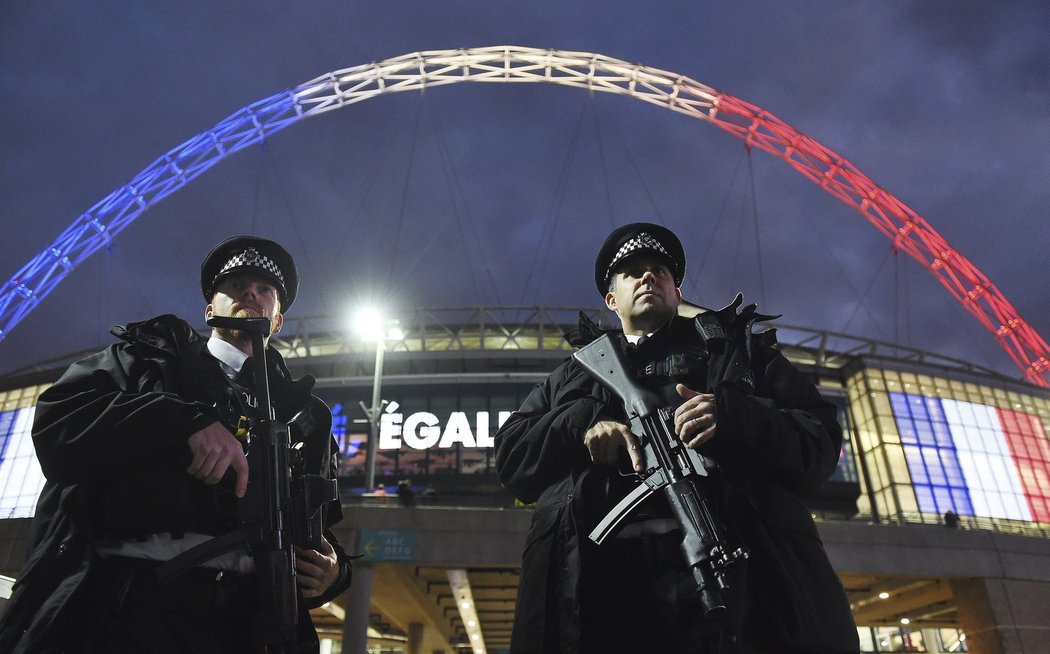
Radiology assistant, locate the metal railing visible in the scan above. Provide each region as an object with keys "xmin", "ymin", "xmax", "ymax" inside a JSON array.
[{"xmin": 271, "ymin": 306, "xmax": 1016, "ymax": 381}]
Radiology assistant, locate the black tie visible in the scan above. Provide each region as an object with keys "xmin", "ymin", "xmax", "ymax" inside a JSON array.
[{"xmin": 235, "ymin": 357, "xmax": 255, "ymax": 387}]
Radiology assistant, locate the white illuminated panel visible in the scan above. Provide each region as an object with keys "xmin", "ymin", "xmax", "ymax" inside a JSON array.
[
  {"xmin": 0, "ymin": 407, "xmax": 44, "ymax": 519},
  {"xmin": 941, "ymin": 399, "xmax": 1031, "ymax": 521}
]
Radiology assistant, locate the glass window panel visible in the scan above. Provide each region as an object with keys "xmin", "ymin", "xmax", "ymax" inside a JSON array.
[
  {"xmin": 914, "ymin": 422, "xmax": 936, "ymax": 446},
  {"xmin": 873, "ymin": 394, "xmax": 894, "ymax": 417},
  {"xmin": 875, "ymin": 491, "xmax": 893, "ymax": 517},
  {"xmin": 931, "ymin": 418, "xmax": 953, "ymax": 447},
  {"xmin": 869, "ymin": 447, "xmax": 889, "ymax": 490},
  {"xmin": 924, "ymin": 453, "xmax": 946, "ymax": 486},
  {"xmin": 890, "ymin": 392, "xmax": 910, "ymax": 414},
  {"xmin": 938, "ymin": 448, "xmax": 965, "ymax": 480},
  {"xmin": 932, "ymin": 486, "xmax": 954, "ymax": 514},
  {"xmin": 897, "ymin": 486, "xmax": 919, "ymax": 514},
  {"xmin": 0, "ymin": 407, "xmax": 45, "ymax": 519},
  {"xmin": 903, "ymin": 446, "xmax": 926, "ymax": 483},
  {"xmin": 984, "ymin": 491, "xmax": 1007, "ymax": 518},
  {"xmin": 886, "ymin": 445, "xmax": 911, "ymax": 484},
  {"xmin": 936, "ymin": 628, "xmax": 967, "ymax": 652},
  {"xmin": 914, "ymin": 485, "xmax": 935, "ymax": 514},
  {"xmin": 881, "ymin": 422, "xmax": 902, "ymax": 445},
  {"xmin": 898, "ymin": 419, "xmax": 918, "ymax": 445},
  {"xmin": 858, "ymin": 628, "xmax": 875, "ymax": 652},
  {"xmin": 950, "ymin": 487, "xmax": 974, "ymax": 516}
]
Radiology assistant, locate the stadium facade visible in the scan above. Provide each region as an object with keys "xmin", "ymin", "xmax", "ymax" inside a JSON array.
[{"xmin": 2, "ymin": 306, "xmax": 1049, "ymax": 654}]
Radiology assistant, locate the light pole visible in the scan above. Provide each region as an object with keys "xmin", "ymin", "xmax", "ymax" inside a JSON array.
[
  {"xmin": 354, "ymin": 308, "xmax": 401, "ymax": 494},
  {"xmin": 363, "ymin": 336, "xmax": 385, "ymax": 494}
]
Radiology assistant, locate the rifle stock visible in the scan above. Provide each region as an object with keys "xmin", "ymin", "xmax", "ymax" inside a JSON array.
[{"xmin": 573, "ymin": 334, "xmax": 747, "ymax": 618}]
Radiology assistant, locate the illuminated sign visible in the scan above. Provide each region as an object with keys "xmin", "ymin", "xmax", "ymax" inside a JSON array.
[
  {"xmin": 378, "ymin": 402, "xmax": 513, "ymax": 450},
  {"xmin": 890, "ymin": 392, "xmax": 1050, "ymax": 522}
]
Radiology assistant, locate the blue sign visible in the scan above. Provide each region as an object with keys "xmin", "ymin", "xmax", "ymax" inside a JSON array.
[{"xmin": 359, "ymin": 529, "xmax": 416, "ymax": 562}]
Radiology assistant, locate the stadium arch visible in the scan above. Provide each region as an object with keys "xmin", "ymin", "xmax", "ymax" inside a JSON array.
[{"xmin": 1, "ymin": 45, "xmax": 1046, "ymax": 385}]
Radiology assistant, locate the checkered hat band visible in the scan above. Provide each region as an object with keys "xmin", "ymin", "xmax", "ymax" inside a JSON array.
[
  {"xmin": 218, "ymin": 247, "xmax": 285, "ymax": 286},
  {"xmin": 605, "ymin": 232, "xmax": 671, "ymax": 281}
]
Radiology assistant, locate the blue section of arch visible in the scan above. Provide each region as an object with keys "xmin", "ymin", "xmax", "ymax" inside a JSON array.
[{"xmin": 0, "ymin": 90, "xmax": 300, "ymax": 342}]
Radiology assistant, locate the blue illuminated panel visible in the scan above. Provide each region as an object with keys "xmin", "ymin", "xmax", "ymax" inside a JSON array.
[{"xmin": 890, "ymin": 393, "xmax": 974, "ymax": 516}]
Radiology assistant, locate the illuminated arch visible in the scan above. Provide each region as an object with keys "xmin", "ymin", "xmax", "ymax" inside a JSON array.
[{"xmin": 2, "ymin": 46, "xmax": 1047, "ymax": 385}]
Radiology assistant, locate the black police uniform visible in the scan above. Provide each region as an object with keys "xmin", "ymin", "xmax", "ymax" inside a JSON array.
[
  {"xmin": 0, "ymin": 315, "xmax": 352, "ymax": 653},
  {"xmin": 495, "ymin": 300, "xmax": 858, "ymax": 653},
  {"xmin": 496, "ymin": 222, "xmax": 857, "ymax": 652}
]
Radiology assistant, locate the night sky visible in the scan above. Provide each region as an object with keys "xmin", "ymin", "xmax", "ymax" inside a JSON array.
[{"xmin": 2, "ymin": 2, "xmax": 1048, "ymax": 380}]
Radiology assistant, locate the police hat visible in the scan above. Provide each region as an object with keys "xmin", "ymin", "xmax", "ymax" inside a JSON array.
[
  {"xmin": 200, "ymin": 236, "xmax": 298, "ymax": 310},
  {"xmin": 594, "ymin": 222, "xmax": 685, "ymax": 294}
]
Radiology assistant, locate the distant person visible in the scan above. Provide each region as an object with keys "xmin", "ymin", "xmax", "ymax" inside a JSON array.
[
  {"xmin": 396, "ymin": 479, "xmax": 416, "ymax": 506},
  {"xmin": 495, "ymin": 223, "xmax": 858, "ymax": 653},
  {"xmin": 0, "ymin": 236, "xmax": 353, "ymax": 653}
]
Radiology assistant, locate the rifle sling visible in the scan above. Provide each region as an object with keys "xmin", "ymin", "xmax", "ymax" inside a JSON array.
[{"xmin": 153, "ymin": 529, "xmax": 258, "ymax": 583}]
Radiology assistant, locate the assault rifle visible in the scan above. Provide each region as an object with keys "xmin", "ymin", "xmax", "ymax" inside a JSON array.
[
  {"xmin": 156, "ymin": 315, "xmax": 338, "ymax": 652},
  {"xmin": 573, "ymin": 333, "xmax": 748, "ymax": 618}
]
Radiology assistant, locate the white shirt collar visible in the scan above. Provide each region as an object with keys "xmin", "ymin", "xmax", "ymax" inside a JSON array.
[
  {"xmin": 625, "ymin": 333, "xmax": 643, "ymax": 344},
  {"xmin": 207, "ymin": 335, "xmax": 250, "ymax": 376}
]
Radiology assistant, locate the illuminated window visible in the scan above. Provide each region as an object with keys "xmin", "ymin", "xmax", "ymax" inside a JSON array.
[
  {"xmin": 996, "ymin": 408, "xmax": 1050, "ymax": 522},
  {"xmin": 888, "ymin": 389, "xmax": 1050, "ymax": 523},
  {"xmin": 0, "ymin": 406, "xmax": 45, "ymax": 519},
  {"xmin": 891, "ymin": 393, "xmax": 973, "ymax": 518},
  {"xmin": 940, "ymin": 399, "xmax": 1030, "ymax": 521}
]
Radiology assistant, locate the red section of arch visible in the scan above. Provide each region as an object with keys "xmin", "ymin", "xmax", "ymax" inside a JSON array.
[{"xmin": 707, "ymin": 93, "xmax": 1050, "ymax": 387}]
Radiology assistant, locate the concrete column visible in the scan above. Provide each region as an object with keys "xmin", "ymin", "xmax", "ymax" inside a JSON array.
[
  {"xmin": 953, "ymin": 578, "xmax": 1007, "ymax": 654},
  {"xmin": 342, "ymin": 563, "xmax": 374, "ymax": 654},
  {"xmin": 406, "ymin": 622, "xmax": 424, "ymax": 654},
  {"xmin": 953, "ymin": 577, "xmax": 1050, "ymax": 654}
]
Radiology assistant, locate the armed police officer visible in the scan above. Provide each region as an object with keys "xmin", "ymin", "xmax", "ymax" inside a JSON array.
[
  {"xmin": 0, "ymin": 236, "xmax": 353, "ymax": 653},
  {"xmin": 494, "ymin": 223, "xmax": 858, "ymax": 653}
]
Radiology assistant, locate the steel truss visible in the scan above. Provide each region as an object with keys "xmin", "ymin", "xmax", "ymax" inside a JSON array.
[{"xmin": 2, "ymin": 46, "xmax": 1046, "ymax": 384}]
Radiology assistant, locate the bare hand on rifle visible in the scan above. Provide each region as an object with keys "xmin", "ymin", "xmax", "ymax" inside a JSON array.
[
  {"xmin": 295, "ymin": 536, "xmax": 340, "ymax": 599},
  {"xmin": 187, "ymin": 421, "xmax": 250, "ymax": 498},
  {"xmin": 584, "ymin": 420, "xmax": 645, "ymax": 472},
  {"xmin": 673, "ymin": 384, "xmax": 717, "ymax": 449}
]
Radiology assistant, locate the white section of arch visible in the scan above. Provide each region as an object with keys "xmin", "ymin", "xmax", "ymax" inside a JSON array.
[{"xmin": 294, "ymin": 47, "xmax": 721, "ymax": 118}]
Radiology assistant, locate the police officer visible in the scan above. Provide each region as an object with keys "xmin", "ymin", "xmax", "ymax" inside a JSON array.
[
  {"xmin": 0, "ymin": 236, "xmax": 353, "ymax": 653},
  {"xmin": 495, "ymin": 223, "xmax": 858, "ymax": 653}
]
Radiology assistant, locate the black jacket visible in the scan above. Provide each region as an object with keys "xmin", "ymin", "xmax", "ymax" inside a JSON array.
[
  {"xmin": 0, "ymin": 314, "xmax": 352, "ymax": 653},
  {"xmin": 495, "ymin": 302, "xmax": 859, "ymax": 654}
]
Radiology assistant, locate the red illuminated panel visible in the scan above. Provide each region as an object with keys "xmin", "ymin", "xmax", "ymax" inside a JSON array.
[{"xmin": 997, "ymin": 408, "xmax": 1050, "ymax": 523}]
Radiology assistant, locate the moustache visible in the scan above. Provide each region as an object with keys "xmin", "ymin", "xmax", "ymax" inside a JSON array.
[{"xmin": 232, "ymin": 304, "xmax": 262, "ymax": 316}]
